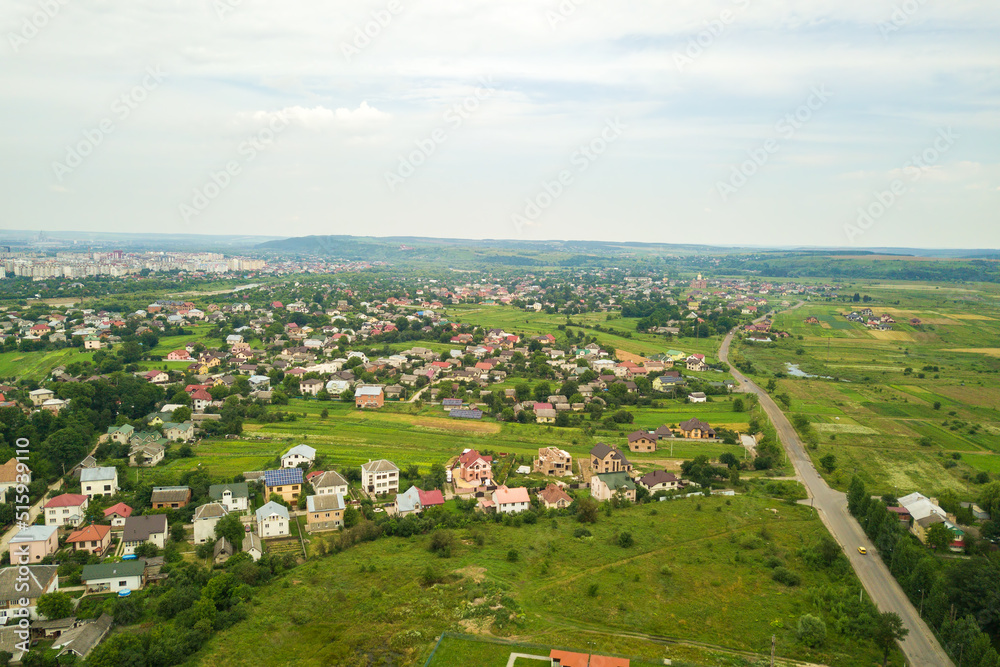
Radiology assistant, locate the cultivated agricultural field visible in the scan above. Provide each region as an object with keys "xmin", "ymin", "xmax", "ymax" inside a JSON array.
[
  {"xmin": 735, "ymin": 282, "xmax": 1000, "ymax": 496},
  {"xmin": 144, "ymin": 398, "xmax": 750, "ymax": 485},
  {"xmin": 0, "ymin": 346, "xmax": 95, "ymax": 381},
  {"xmin": 195, "ymin": 495, "xmax": 897, "ymax": 667}
]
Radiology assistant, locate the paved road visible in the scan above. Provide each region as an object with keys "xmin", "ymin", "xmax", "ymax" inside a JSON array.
[{"xmin": 719, "ymin": 325, "xmax": 953, "ymax": 667}]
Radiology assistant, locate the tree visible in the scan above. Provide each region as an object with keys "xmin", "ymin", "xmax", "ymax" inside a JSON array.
[
  {"xmin": 797, "ymin": 614, "xmax": 827, "ymax": 647},
  {"xmin": 872, "ymin": 611, "xmax": 909, "ymax": 666},
  {"xmin": 214, "ymin": 512, "xmax": 244, "ymax": 548},
  {"xmin": 36, "ymin": 591, "xmax": 73, "ymax": 620},
  {"xmin": 925, "ymin": 522, "xmax": 953, "ymax": 551},
  {"xmin": 343, "ymin": 505, "xmax": 360, "ymax": 528},
  {"xmin": 979, "ymin": 481, "xmax": 1000, "ymax": 519},
  {"xmin": 576, "ymin": 496, "xmax": 598, "ymax": 524},
  {"xmin": 820, "ymin": 454, "xmax": 837, "ymax": 473},
  {"xmin": 172, "ymin": 406, "xmax": 192, "ymax": 422}
]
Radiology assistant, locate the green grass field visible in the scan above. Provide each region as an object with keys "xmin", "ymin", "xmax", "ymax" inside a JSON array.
[
  {"xmin": 194, "ymin": 496, "xmax": 894, "ymax": 667},
  {"xmin": 145, "ymin": 398, "xmax": 747, "ymax": 485},
  {"xmin": 734, "ymin": 285, "xmax": 1000, "ymax": 498},
  {"xmin": 0, "ymin": 347, "xmax": 95, "ymax": 381}
]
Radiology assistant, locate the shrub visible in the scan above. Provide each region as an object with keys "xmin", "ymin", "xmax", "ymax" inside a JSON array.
[
  {"xmin": 617, "ymin": 532, "xmax": 634, "ymax": 548},
  {"xmin": 771, "ymin": 567, "xmax": 801, "ymax": 586},
  {"xmin": 428, "ymin": 530, "xmax": 455, "ymax": 558},
  {"xmin": 506, "ymin": 549, "xmax": 519, "ymax": 563},
  {"xmin": 797, "ymin": 614, "xmax": 827, "ymax": 647},
  {"xmin": 586, "ymin": 583, "xmax": 599, "ymax": 597},
  {"xmin": 573, "ymin": 527, "xmax": 592, "ymax": 538}
]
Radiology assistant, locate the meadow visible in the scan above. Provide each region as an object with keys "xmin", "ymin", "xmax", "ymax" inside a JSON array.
[
  {"xmin": 148, "ymin": 398, "xmax": 749, "ymax": 485},
  {"xmin": 194, "ymin": 495, "xmax": 896, "ymax": 667},
  {"xmin": 734, "ymin": 283, "xmax": 1000, "ymax": 497}
]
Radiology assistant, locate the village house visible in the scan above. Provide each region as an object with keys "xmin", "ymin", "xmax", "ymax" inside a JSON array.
[
  {"xmin": 243, "ymin": 533, "xmax": 263, "ymax": 561},
  {"xmin": 256, "ymin": 501, "xmax": 290, "ymax": 539},
  {"xmin": 281, "ymin": 444, "xmax": 317, "ymax": 469},
  {"xmin": 209, "ymin": 483, "xmax": 250, "ymax": 512},
  {"xmin": 355, "ymin": 385, "xmax": 385, "ymax": 408},
  {"xmin": 151, "ymin": 486, "xmax": 191, "ymax": 509},
  {"xmin": 104, "ymin": 424, "xmax": 135, "ymax": 444},
  {"xmin": 311, "ymin": 470, "xmax": 349, "ymax": 497},
  {"xmin": 263, "ymin": 468, "xmax": 304, "ymax": 504},
  {"xmin": 10, "ymin": 525, "xmax": 59, "ymax": 562},
  {"xmin": 361, "ymin": 459, "xmax": 400, "ymax": 496},
  {"xmin": 454, "ymin": 449, "xmax": 493, "ymax": 484},
  {"xmin": 29, "ymin": 388, "xmax": 54, "ymax": 406},
  {"xmin": 493, "ymin": 485, "xmax": 531, "ymax": 514},
  {"xmin": 81, "ymin": 560, "xmax": 145, "ymax": 594},
  {"xmin": 0, "ymin": 565, "xmax": 58, "ymax": 622},
  {"xmin": 677, "ymin": 418, "xmax": 716, "ymax": 439},
  {"xmin": 534, "ymin": 446, "xmax": 573, "ymax": 477},
  {"xmin": 591, "ymin": 472, "xmax": 637, "ymax": 502},
  {"xmin": 306, "ymin": 494, "xmax": 346, "ymax": 532},
  {"xmin": 80, "ymin": 467, "xmax": 118, "ymax": 499},
  {"xmin": 121, "ymin": 515, "xmax": 168, "ymax": 555},
  {"xmin": 590, "ymin": 443, "xmax": 633, "ymax": 474},
  {"xmin": 43, "ymin": 494, "xmax": 89, "ymax": 527},
  {"xmin": 626, "ymin": 430, "xmax": 657, "ymax": 453},
  {"xmin": 162, "ymin": 422, "xmax": 195, "ymax": 442},
  {"xmin": 66, "ymin": 524, "xmax": 111, "ymax": 556},
  {"xmin": 537, "ymin": 483, "xmax": 573, "ymax": 510},
  {"xmin": 129, "ymin": 441, "xmax": 165, "ymax": 467},
  {"xmin": 687, "ymin": 392, "xmax": 708, "ymax": 403},
  {"xmin": 103, "ymin": 502, "xmax": 133, "ymax": 528},
  {"xmin": 193, "ymin": 503, "xmax": 229, "ymax": 544},
  {"xmin": 299, "ymin": 378, "xmax": 324, "ymax": 396},
  {"xmin": 637, "ymin": 470, "xmax": 682, "ymax": 494}
]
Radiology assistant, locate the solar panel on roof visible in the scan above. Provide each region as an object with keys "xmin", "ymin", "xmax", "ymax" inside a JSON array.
[{"xmin": 263, "ymin": 468, "xmax": 303, "ymax": 486}]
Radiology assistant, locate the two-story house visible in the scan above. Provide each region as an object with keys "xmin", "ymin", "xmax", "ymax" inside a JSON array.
[
  {"xmin": 590, "ymin": 443, "xmax": 633, "ymax": 474},
  {"xmin": 361, "ymin": 459, "xmax": 399, "ymax": 496},
  {"xmin": 43, "ymin": 493, "xmax": 89, "ymax": 527},
  {"xmin": 256, "ymin": 501, "xmax": 290, "ymax": 538},
  {"xmin": 80, "ymin": 467, "xmax": 118, "ymax": 499}
]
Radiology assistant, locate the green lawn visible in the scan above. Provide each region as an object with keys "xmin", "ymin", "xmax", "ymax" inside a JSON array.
[
  {"xmin": 194, "ymin": 496, "xmax": 895, "ymax": 667},
  {"xmin": 0, "ymin": 347, "xmax": 95, "ymax": 381}
]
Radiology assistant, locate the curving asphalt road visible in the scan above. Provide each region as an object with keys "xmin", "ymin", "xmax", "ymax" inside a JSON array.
[{"xmin": 719, "ymin": 323, "xmax": 953, "ymax": 667}]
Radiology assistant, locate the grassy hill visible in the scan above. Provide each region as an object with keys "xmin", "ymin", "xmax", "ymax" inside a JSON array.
[{"xmin": 192, "ymin": 495, "xmax": 895, "ymax": 667}]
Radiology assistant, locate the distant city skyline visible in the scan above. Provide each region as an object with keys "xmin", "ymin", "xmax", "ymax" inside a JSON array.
[{"xmin": 2, "ymin": 1, "xmax": 998, "ymax": 248}]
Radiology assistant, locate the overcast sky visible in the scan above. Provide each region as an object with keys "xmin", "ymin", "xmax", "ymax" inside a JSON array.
[{"xmin": 2, "ymin": 0, "xmax": 998, "ymax": 248}]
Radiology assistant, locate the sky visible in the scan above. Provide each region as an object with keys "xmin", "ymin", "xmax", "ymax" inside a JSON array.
[{"xmin": 1, "ymin": 0, "xmax": 999, "ymax": 248}]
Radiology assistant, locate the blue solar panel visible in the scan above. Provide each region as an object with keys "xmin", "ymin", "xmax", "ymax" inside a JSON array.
[{"xmin": 263, "ymin": 468, "xmax": 303, "ymax": 486}]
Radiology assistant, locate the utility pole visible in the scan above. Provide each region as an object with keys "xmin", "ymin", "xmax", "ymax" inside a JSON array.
[{"xmin": 770, "ymin": 635, "xmax": 776, "ymax": 667}]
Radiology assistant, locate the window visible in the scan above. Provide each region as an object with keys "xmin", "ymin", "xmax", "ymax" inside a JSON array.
[
  {"xmin": 103, "ymin": 485, "xmax": 111, "ymax": 491},
  {"xmin": 119, "ymin": 581, "xmax": 127, "ymax": 587}
]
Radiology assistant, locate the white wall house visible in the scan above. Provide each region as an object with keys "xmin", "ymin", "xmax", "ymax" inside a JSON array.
[
  {"xmin": 80, "ymin": 467, "xmax": 118, "ymax": 499},
  {"xmin": 281, "ymin": 444, "xmax": 317, "ymax": 469},
  {"xmin": 361, "ymin": 459, "xmax": 399, "ymax": 496},
  {"xmin": 255, "ymin": 501, "xmax": 290, "ymax": 538},
  {"xmin": 193, "ymin": 503, "xmax": 228, "ymax": 544}
]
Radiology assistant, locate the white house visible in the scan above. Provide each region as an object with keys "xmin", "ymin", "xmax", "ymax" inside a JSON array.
[
  {"xmin": 81, "ymin": 560, "xmax": 145, "ymax": 594},
  {"xmin": 121, "ymin": 515, "xmax": 168, "ymax": 555},
  {"xmin": 242, "ymin": 533, "xmax": 263, "ymax": 561},
  {"xmin": 311, "ymin": 470, "xmax": 349, "ymax": 497},
  {"xmin": 361, "ymin": 459, "xmax": 399, "ymax": 497},
  {"xmin": 0, "ymin": 565, "xmax": 58, "ymax": 622},
  {"xmin": 80, "ymin": 467, "xmax": 118, "ymax": 499},
  {"xmin": 193, "ymin": 503, "xmax": 229, "ymax": 544},
  {"xmin": 493, "ymin": 485, "xmax": 531, "ymax": 514},
  {"xmin": 281, "ymin": 444, "xmax": 317, "ymax": 469},
  {"xmin": 256, "ymin": 501, "xmax": 290, "ymax": 539},
  {"xmin": 209, "ymin": 483, "xmax": 250, "ymax": 512},
  {"xmin": 43, "ymin": 494, "xmax": 89, "ymax": 527}
]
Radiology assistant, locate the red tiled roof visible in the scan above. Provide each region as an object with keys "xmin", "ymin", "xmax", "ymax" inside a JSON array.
[
  {"xmin": 103, "ymin": 502, "xmax": 133, "ymax": 518},
  {"xmin": 550, "ymin": 650, "xmax": 589, "ymax": 667},
  {"xmin": 458, "ymin": 450, "xmax": 492, "ymax": 467},
  {"xmin": 191, "ymin": 389, "xmax": 212, "ymax": 400},
  {"xmin": 67, "ymin": 524, "xmax": 110, "ymax": 543},
  {"xmin": 417, "ymin": 489, "xmax": 444, "ymax": 506},
  {"xmin": 44, "ymin": 494, "xmax": 88, "ymax": 508},
  {"xmin": 589, "ymin": 655, "xmax": 629, "ymax": 667}
]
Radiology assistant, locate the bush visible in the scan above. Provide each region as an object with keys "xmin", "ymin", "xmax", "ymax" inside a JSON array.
[
  {"xmin": 771, "ymin": 567, "xmax": 801, "ymax": 587},
  {"xmin": 573, "ymin": 527, "xmax": 592, "ymax": 538},
  {"xmin": 617, "ymin": 532, "xmax": 634, "ymax": 548},
  {"xmin": 428, "ymin": 530, "xmax": 455, "ymax": 558},
  {"xmin": 506, "ymin": 548, "xmax": 519, "ymax": 563},
  {"xmin": 586, "ymin": 583, "xmax": 599, "ymax": 597},
  {"xmin": 797, "ymin": 614, "xmax": 827, "ymax": 647}
]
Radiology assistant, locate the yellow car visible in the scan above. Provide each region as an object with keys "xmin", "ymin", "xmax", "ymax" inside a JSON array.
[{"xmin": 858, "ymin": 546, "xmax": 867, "ymax": 555}]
